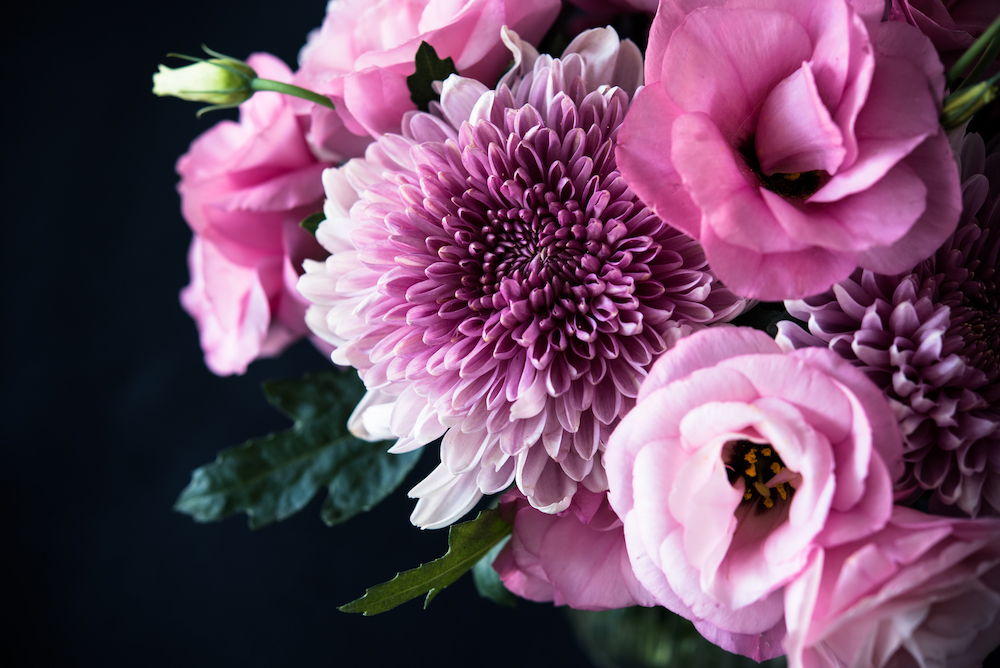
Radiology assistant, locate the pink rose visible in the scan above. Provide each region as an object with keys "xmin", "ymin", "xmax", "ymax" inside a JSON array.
[
  {"xmin": 616, "ymin": 0, "xmax": 962, "ymax": 300},
  {"xmin": 178, "ymin": 53, "xmax": 330, "ymax": 375},
  {"xmin": 493, "ymin": 488, "xmax": 654, "ymax": 610},
  {"xmin": 294, "ymin": 0, "xmax": 561, "ymax": 151},
  {"xmin": 605, "ymin": 327, "xmax": 903, "ymax": 661},
  {"xmin": 784, "ymin": 506, "xmax": 1000, "ymax": 668}
]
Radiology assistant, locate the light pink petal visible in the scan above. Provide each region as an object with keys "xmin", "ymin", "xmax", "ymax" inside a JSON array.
[
  {"xmin": 661, "ymin": 7, "xmax": 813, "ymax": 139},
  {"xmin": 755, "ymin": 62, "xmax": 846, "ymax": 176},
  {"xmin": 343, "ymin": 66, "xmax": 418, "ymax": 138},
  {"xmin": 615, "ymin": 85, "xmax": 701, "ymax": 238}
]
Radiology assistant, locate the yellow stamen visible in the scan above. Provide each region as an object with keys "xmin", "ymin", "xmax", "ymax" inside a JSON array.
[
  {"xmin": 761, "ymin": 448, "xmax": 771, "ymax": 457},
  {"xmin": 771, "ymin": 462, "xmax": 782, "ymax": 475},
  {"xmin": 783, "ymin": 173, "xmax": 801, "ymax": 181},
  {"xmin": 745, "ymin": 463, "xmax": 757, "ymax": 477},
  {"xmin": 762, "ymin": 497, "xmax": 774, "ymax": 509},
  {"xmin": 744, "ymin": 488, "xmax": 753, "ymax": 501},
  {"xmin": 745, "ymin": 449, "xmax": 757, "ymax": 464},
  {"xmin": 776, "ymin": 483, "xmax": 787, "ymax": 500}
]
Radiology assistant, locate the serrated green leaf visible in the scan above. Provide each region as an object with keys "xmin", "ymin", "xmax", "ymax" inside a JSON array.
[
  {"xmin": 472, "ymin": 534, "xmax": 516, "ymax": 607},
  {"xmin": 175, "ymin": 370, "xmax": 419, "ymax": 529},
  {"xmin": 339, "ymin": 506, "xmax": 512, "ymax": 615},
  {"xmin": 406, "ymin": 41, "xmax": 457, "ymax": 112},
  {"xmin": 299, "ymin": 211, "xmax": 325, "ymax": 237}
]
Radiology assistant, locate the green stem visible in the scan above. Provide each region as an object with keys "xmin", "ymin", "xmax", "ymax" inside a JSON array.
[
  {"xmin": 250, "ymin": 79, "xmax": 335, "ymax": 109},
  {"xmin": 954, "ymin": 32, "xmax": 1000, "ymax": 94},
  {"xmin": 947, "ymin": 13, "xmax": 1000, "ymax": 90}
]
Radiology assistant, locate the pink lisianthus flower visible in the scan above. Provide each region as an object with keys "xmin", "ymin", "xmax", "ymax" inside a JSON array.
[
  {"xmin": 888, "ymin": 0, "xmax": 998, "ymax": 65},
  {"xmin": 605, "ymin": 326, "xmax": 903, "ymax": 661},
  {"xmin": 178, "ymin": 53, "xmax": 330, "ymax": 375},
  {"xmin": 784, "ymin": 506, "xmax": 1000, "ymax": 668},
  {"xmin": 493, "ymin": 488, "xmax": 655, "ymax": 610},
  {"xmin": 616, "ymin": 0, "xmax": 962, "ymax": 300},
  {"xmin": 293, "ymin": 0, "xmax": 561, "ymax": 154},
  {"xmin": 298, "ymin": 27, "xmax": 746, "ymax": 528}
]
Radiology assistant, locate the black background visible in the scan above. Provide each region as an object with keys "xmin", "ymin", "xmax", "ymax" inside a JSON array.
[{"xmin": 6, "ymin": 1, "xmax": 593, "ymax": 665}]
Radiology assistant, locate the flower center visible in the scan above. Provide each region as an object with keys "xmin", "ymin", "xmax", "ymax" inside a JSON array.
[
  {"xmin": 724, "ymin": 439, "xmax": 794, "ymax": 511},
  {"xmin": 738, "ymin": 137, "xmax": 827, "ymax": 201}
]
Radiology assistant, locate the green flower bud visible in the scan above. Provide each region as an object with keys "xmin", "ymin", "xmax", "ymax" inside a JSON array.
[
  {"xmin": 941, "ymin": 79, "xmax": 998, "ymax": 131},
  {"xmin": 152, "ymin": 58, "xmax": 256, "ymax": 105}
]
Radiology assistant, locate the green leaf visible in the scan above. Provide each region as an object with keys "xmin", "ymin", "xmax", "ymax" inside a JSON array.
[
  {"xmin": 339, "ymin": 506, "xmax": 512, "ymax": 615},
  {"xmin": 299, "ymin": 211, "xmax": 325, "ymax": 236},
  {"xmin": 175, "ymin": 370, "xmax": 420, "ymax": 529},
  {"xmin": 406, "ymin": 41, "xmax": 458, "ymax": 112},
  {"xmin": 472, "ymin": 534, "xmax": 516, "ymax": 607}
]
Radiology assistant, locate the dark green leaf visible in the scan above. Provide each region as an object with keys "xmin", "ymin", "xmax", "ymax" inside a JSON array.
[
  {"xmin": 175, "ymin": 370, "xmax": 419, "ymax": 529},
  {"xmin": 472, "ymin": 534, "xmax": 515, "ymax": 607},
  {"xmin": 406, "ymin": 41, "xmax": 457, "ymax": 112},
  {"xmin": 299, "ymin": 211, "xmax": 325, "ymax": 236},
  {"xmin": 339, "ymin": 506, "xmax": 512, "ymax": 615}
]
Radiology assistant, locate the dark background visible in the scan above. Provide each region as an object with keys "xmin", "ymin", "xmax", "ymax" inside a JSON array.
[{"xmin": 6, "ymin": 1, "xmax": 593, "ymax": 665}]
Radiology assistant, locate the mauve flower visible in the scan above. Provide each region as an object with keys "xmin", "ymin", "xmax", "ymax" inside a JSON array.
[
  {"xmin": 178, "ymin": 53, "xmax": 330, "ymax": 375},
  {"xmin": 293, "ymin": 0, "xmax": 561, "ymax": 156},
  {"xmin": 778, "ymin": 132, "xmax": 1000, "ymax": 516},
  {"xmin": 616, "ymin": 0, "xmax": 962, "ymax": 300},
  {"xmin": 298, "ymin": 27, "xmax": 746, "ymax": 528},
  {"xmin": 783, "ymin": 506, "xmax": 1000, "ymax": 668},
  {"xmin": 888, "ymin": 0, "xmax": 997, "ymax": 67},
  {"xmin": 605, "ymin": 327, "xmax": 903, "ymax": 661},
  {"xmin": 493, "ymin": 488, "xmax": 654, "ymax": 609}
]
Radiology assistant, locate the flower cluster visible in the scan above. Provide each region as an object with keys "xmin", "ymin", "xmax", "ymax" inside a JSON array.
[{"xmin": 160, "ymin": 0, "xmax": 1000, "ymax": 665}]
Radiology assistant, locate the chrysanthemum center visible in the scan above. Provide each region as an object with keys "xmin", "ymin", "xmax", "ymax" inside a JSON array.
[{"xmin": 725, "ymin": 440, "xmax": 794, "ymax": 511}]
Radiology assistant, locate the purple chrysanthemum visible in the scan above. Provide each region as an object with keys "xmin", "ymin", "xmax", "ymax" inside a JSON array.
[
  {"xmin": 299, "ymin": 27, "xmax": 745, "ymax": 528},
  {"xmin": 779, "ymin": 133, "xmax": 1000, "ymax": 517}
]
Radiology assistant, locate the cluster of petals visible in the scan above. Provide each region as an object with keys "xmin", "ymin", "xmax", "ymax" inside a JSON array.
[
  {"xmin": 779, "ymin": 132, "xmax": 1000, "ymax": 516},
  {"xmin": 784, "ymin": 506, "xmax": 1000, "ymax": 668},
  {"xmin": 888, "ymin": 0, "xmax": 997, "ymax": 66},
  {"xmin": 493, "ymin": 488, "xmax": 653, "ymax": 610},
  {"xmin": 298, "ymin": 27, "xmax": 745, "ymax": 528},
  {"xmin": 178, "ymin": 53, "xmax": 332, "ymax": 375},
  {"xmin": 616, "ymin": 0, "xmax": 962, "ymax": 300},
  {"xmin": 293, "ymin": 0, "xmax": 560, "ymax": 155},
  {"xmin": 605, "ymin": 326, "xmax": 903, "ymax": 661}
]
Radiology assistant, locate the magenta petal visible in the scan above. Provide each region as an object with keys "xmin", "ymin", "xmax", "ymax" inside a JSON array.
[
  {"xmin": 698, "ymin": 223, "xmax": 858, "ymax": 300},
  {"xmin": 615, "ymin": 85, "xmax": 701, "ymax": 237},
  {"xmin": 661, "ymin": 7, "xmax": 812, "ymax": 139},
  {"xmin": 755, "ymin": 62, "xmax": 846, "ymax": 176},
  {"xmin": 857, "ymin": 131, "xmax": 962, "ymax": 274},
  {"xmin": 343, "ymin": 66, "xmax": 418, "ymax": 138}
]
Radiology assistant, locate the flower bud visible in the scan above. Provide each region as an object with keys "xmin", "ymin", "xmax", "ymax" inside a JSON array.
[
  {"xmin": 941, "ymin": 79, "xmax": 998, "ymax": 130},
  {"xmin": 152, "ymin": 58, "xmax": 256, "ymax": 105}
]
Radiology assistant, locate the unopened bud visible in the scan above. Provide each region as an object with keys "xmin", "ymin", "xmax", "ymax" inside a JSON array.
[
  {"xmin": 153, "ymin": 58, "xmax": 256, "ymax": 106},
  {"xmin": 941, "ymin": 80, "xmax": 998, "ymax": 131}
]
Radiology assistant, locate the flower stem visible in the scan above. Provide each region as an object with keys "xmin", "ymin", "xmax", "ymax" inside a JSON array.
[
  {"xmin": 250, "ymin": 79, "xmax": 335, "ymax": 109},
  {"xmin": 947, "ymin": 13, "xmax": 1000, "ymax": 90}
]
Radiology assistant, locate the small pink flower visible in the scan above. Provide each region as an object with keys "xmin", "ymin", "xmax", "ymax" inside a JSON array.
[
  {"xmin": 605, "ymin": 327, "xmax": 903, "ymax": 661},
  {"xmin": 784, "ymin": 506, "xmax": 1000, "ymax": 668},
  {"xmin": 178, "ymin": 53, "xmax": 329, "ymax": 375},
  {"xmin": 493, "ymin": 488, "xmax": 654, "ymax": 610},
  {"xmin": 294, "ymin": 0, "xmax": 561, "ymax": 153},
  {"xmin": 617, "ymin": 0, "xmax": 962, "ymax": 300}
]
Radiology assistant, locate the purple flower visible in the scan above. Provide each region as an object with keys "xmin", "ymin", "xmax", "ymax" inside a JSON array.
[
  {"xmin": 298, "ymin": 27, "xmax": 746, "ymax": 528},
  {"xmin": 779, "ymin": 133, "xmax": 1000, "ymax": 517}
]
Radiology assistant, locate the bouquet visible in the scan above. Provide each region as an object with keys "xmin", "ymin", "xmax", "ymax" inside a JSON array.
[{"xmin": 154, "ymin": 1, "xmax": 1000, "ymax": 665}]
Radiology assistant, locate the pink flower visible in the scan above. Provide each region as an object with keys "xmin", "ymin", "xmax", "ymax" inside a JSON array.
[
  {"xmin": 293, "ymin": 0, "xmax": 561, "ymax": 153},
  {"xmin": 298, "ymin": 27, "xmax": 746, "ymax": 528},
  {"xmin": 616, "ymin": 0, "xmax": 962, "ymax": 300},
  {"xmin": 178, "ymin": 53, "xmax": 330, "ymax": 375},
  {"xmin": 493, "ymin": 488, "xmax": 654, "ymax": 610},
  {"xmin": 605, "ymin": 327, "xmax": 903, "ymax": 661},
  {"xmin": 784, "ymin": 506, "xmax": 1000, "ymax": 668},
  {"xmin": 888, "ymin": 0, "xmax": 998, "ymax": 65}
]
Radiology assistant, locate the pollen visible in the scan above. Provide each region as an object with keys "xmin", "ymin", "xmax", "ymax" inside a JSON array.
[{"xmin": 725, "ymin": 439, "xmax": 795, "ymax": 512}]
